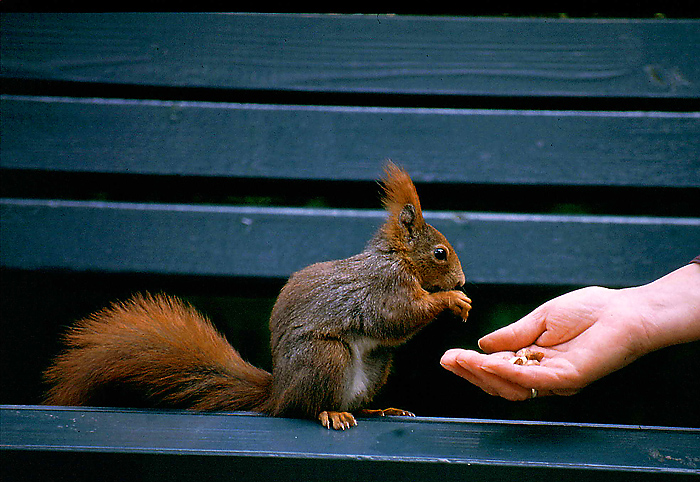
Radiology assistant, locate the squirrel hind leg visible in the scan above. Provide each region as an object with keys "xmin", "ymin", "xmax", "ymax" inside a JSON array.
[
  {"xmin": 318, "ymin": 410, "xmax": 358, "ymax": 430},
  {"xmin": 357, "ymin": 407, "xmax": 415, "ymax": 418}
]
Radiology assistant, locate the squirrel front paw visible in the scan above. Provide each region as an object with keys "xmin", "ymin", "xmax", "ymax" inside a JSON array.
[{"xmin": 438, "ymin": 290, "xmax": 472, "ymax": 321}]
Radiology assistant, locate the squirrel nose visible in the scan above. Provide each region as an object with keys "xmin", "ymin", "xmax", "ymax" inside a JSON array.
[
  {"xmin": 454, "ymin": 281, "xmax": 465, "ymax": 291},
  {"xmin": 455, "ymin": 268, "xmax": 466, "ymax": 289}
]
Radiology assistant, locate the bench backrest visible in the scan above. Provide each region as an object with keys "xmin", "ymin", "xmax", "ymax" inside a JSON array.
[{"xmin": 2, "ymin": 14, "xmax": 699, "ymax": 289}]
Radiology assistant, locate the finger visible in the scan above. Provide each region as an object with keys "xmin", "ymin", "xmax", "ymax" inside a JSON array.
[
  {"xmin": 478, "ymin": 307, "xmax": 546, "ymax": 353},
  {"xmin": 441, "ymin": 349, "xmax": 533, "ymax": 401}
]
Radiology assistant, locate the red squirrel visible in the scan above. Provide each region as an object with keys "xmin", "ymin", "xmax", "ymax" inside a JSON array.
[{"xmin": 43, "ymin": 162, "xmax": 471, "ymax": 429}]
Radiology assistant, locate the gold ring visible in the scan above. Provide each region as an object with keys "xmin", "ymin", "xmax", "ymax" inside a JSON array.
[{"xmin": 531, "ymin": 388, "xmax": 538, "ymax": 399}]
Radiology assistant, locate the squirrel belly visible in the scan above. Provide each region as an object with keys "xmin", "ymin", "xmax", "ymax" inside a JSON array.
[{"xmin": 43, "ymin": 293, "xmax": 274, "ymax": 413}]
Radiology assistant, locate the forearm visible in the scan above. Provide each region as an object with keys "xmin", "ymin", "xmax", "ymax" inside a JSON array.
[{"xmin": 625, "ymin": 262, "xmax": 700, "ymax": 356}]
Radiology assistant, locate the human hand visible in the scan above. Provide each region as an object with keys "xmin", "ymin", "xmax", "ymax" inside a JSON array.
[{"xmin": 440, "ymin": 286, "xmax": 649, "ymax": 400}]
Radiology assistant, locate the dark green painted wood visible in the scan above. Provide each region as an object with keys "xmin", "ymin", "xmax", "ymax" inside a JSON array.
[
  {"xmin": 1, "ymin": 13, "xmax": 699, "ymax": 478},
  {"xmin": 2, "ymin": 406, "xmax": 699, "ymax": 480},
  {"xmin": 2, "ymin": 14, "xmax": 699, "ymax": 98},
  {"xmin": 2, "ymin": 198, "xmax": 698, "ymax": 286},
  {"xmin": 2, "ymin": 96, "xmax": 699, "ymax": 187}
]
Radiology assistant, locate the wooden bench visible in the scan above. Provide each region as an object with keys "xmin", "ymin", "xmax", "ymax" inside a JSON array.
[{"xmin": 1, "ymin": 13, "xmax": 699, "ymax": 480}]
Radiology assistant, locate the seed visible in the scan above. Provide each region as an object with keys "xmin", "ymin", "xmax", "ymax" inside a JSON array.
[
  {"xmin": 510, "ymin": 356, "xmax": 527, "ymax": 365},
  {"xmin": 516, "ymin": 348, "xmax": 544, "ymax": 362}
]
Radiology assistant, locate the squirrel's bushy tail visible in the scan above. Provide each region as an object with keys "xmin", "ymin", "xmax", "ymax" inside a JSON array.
[{"xmin": 43, "ymin": 293, "xmax": 272, "ymax": 412}]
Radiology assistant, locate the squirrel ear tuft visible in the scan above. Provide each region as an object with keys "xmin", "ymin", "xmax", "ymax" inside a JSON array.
[{"xmin": 380, "ymin": 161, "xmax": 424, "ymax": 223}]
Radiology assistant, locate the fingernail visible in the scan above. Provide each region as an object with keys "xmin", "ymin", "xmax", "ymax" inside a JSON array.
[
  {"xmin": 454, "ymin": 358, "xmax": 473, "ymax": 371},
  {"xmin": 479, "ymin": 363, "xmax": 498, "ymax": 375}
]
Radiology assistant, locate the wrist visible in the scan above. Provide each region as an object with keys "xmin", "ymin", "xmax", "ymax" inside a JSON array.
[
  {"xmin": 622, "ymin": 264, "xmax": 700, "ymax": 355},
  {"xmin": 615, "ymin": 284, "xmax": 660, "ymax": 358}
]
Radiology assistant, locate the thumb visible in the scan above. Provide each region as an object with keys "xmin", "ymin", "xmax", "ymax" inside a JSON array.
[{"xmin": 478, "ymin": 307, "xmax": 546, "ymax": 353}]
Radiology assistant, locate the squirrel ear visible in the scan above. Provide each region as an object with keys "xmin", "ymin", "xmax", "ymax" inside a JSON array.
[
  {"xmin": 399, "ymin": 203, "xmax": 418, "ymax": 239},
  {"xmin": 379, "ymin": 161, "xmax": 425, "ymax": 248}
]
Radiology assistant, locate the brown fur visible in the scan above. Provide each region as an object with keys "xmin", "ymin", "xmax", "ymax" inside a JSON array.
[
  {"xmin": 381, "ymin": 161, "xmax": 423, "ymax": 223},
  {"xmin": 44, "ymin": 294, "xmax": 272, "ymax": 411},
  {"xmin": 43, "ymin": 161, "xmax": 471, "ymax": 428}
]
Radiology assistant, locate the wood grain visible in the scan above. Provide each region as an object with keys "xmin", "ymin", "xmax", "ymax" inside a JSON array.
[
  {"xmin": 2, "ymin": 14, "xmax": 699, "ymax": 98},
  {"xmin": 2, "ymin": 406, "xmax": 698, "ymax": 480},
  {"xmin": 3, "ymin": 96, "xmax": 699, "ymax": 187},
  {"xmin": 2, "ymin": 198, "xmax": 698, "ymax": 286}
]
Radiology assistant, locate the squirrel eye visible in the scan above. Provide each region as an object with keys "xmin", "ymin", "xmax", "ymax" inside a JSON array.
[{"xmin": 433, "ymin": 247, "xmax": 448, "ymax": 261}]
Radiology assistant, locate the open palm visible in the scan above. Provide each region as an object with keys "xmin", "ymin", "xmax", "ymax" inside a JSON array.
[{"xmin": 441, "ymin": 286, "xmax": 646, "ymax": 400}]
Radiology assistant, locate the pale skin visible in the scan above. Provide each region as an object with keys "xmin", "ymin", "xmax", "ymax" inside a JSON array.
[{"xmin": 441, "ymin": 263, "xmax": 700, "ymax": 400}]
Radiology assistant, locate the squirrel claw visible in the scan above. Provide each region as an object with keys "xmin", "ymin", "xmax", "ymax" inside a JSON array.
[{"xmin": 318, "ymin": 410, "xmax": 357, "ymax": 430}]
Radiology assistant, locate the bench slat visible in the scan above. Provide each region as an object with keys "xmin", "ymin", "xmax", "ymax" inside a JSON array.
[
  {"xmin": 2, "ymin": 14, "xmax": 699, "ymax": 98},
  {"xmin": 2, "ymin": 406, "xmax": 698, "ymax": 480},
  {"xmin": 2, "ymin": 96, "xmax": 699, "ymax": 188},
  {"xmin": 2, "ymin": 198, "xmax": 697, "ymax": 286}
]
